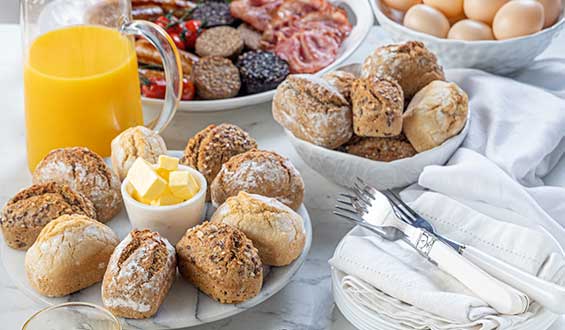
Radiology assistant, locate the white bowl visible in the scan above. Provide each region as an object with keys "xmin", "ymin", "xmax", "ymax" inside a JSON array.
[
  {"xmin": 121, "ymin": 164, "xmax": 207, "ymax": 244},
  {"xmin": 370, "ymin": 0, "xmax": 565, "ymax": 75},
  {"xmin": 285, "ymin": 111, "xmax": 470, "ymax": 190},
  {"xmin": 142, "ymin": 0, "xmax": 374, "ymax": 112}
]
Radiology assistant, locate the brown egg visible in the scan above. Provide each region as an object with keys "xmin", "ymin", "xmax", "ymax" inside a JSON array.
[
  {"xmin": 383, "ymin": 0, "xmax": 422, "ymax": 12},
  {"xmin": 538, "ymin": 0, "xmax": 563, "ymax": 28},
  {"xmin": 448, "ymin": 19, "xmax": 495, "ymax": 40},
  {"xmin": 423, "ymin": 0, "xmax": 464, "ymax": 18},
  {"xmin": 493, "ymin": 0, "xmax": 544, "ymax": 40},
  {"xmin": 464, "ymin": 0, "xmax": 509, "ymax": 24},
  {"xmin": 404, "ymin": 4, "xmax": 450, "ymax": 38}
]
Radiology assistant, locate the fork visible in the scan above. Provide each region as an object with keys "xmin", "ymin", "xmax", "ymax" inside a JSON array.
[
  {"xmin": 353, "ymin": 178, "xmax": 565, "ymax": 315},
  {"xmin": 334, "ymin": 181, "xmax": 529, "ymax": 315}
]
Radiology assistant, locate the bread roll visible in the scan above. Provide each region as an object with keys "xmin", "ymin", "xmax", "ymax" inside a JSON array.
[
  {"xmin": 176, "ymin": 222, "xmax": 263, "ymax": 304},
  {"xmin": 111, "ymin": 126, "xmax": 167, "ymax": 181},
  {"xmin": 25, "ymin": 214, "xmax": 119, "ymax": 297},
  {"xmin": 339, "ymin": 134, "xmax": 417, "ymax": 162},
  {"xmin": 102, "ymin": 229, "xmax": 176, "ymax": 319},
  {"xmin": 211, "ymin": 192, "xmax": 305, "ymax": 266},
  {"xmin": 210, "ymin": 149, "xmax": 304, "ymax": 210},
  {"xmin": 33, "ymin": 147, "xmax": 122, "ymax": 222},
  {"xmin": 272, "ymin": 75, "xmax": 352, "ymax": 149},
  {"xmin": 323, "ymin": 70, "xmax": 356, "ymax": 102},
  {"xmin": 403, "ymin": 80, "xmax": 468, "ymax": 152},
  {"xmin": 1, "ymin": 182, "xmax": 96, "ymax": 250}
]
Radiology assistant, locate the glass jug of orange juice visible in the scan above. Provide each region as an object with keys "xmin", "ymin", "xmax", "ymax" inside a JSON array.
[{"xmin": 21, "ymin": 0, "xmax": 182, "ymax": 171}]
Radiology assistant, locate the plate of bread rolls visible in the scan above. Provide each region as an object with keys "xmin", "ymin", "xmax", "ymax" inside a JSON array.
[
  {"xmin": 1, "ymin": 124, "xmax": 312, "ymax": 329},
  {"xmin": 272, "ymin": 41, "xmax": 470, "ymax": 190}
]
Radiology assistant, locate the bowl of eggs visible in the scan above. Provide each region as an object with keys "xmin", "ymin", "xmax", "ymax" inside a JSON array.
[{"xmin": 371, "ymin": 0, "xmax": 565, "ymax": 74}]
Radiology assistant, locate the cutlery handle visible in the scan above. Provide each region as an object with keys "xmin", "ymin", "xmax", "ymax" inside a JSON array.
[
  {"xmin": 463, "ymin": 245, "xmax": 565, "ymax": 314},
  {"xmin": 424, "ymin": 235, "xmax": 529, "ymax": 314}
]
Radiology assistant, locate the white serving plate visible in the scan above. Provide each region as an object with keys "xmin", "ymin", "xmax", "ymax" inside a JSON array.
[
  {"xmin": 331, "ymin": 227, "xmax": 561, "ymax": 330},
  {"xmin": 369, "ymin": 0, "xmax": 565, "ymax": 74},
  {"xmin": 1, "ymin": 151, "xmax": 313, "ymax": 330},
  {"xmin": 142, "ymin": 0, "xmax": 374, "ymax": 112}
]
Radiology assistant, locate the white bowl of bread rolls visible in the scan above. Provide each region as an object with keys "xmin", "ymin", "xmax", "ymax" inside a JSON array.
[
  {"xmin": 273, "ymin": 41, "xmax": 470, "ymax": 190},
  {"xmin": 371, "ymin": 0, "xmax": 565, "ymax": 74}
]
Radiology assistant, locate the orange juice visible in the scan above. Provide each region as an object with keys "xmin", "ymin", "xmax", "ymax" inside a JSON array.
[{"xmin": 24, "ymin": 25, "xmax": 143, "ymax": 171}]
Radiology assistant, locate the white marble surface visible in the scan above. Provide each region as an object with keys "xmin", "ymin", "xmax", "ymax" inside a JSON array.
[{"xmin": 1, "ymin": 23, "xmax": 565, "ymax": 330}]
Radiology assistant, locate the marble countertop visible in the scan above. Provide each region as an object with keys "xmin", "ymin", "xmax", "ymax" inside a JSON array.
[{"xmin": 1, "ymin": 23, "xmax": 565, "ymax": 330}]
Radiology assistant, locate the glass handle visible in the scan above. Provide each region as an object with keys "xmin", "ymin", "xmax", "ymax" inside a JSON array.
[{"xmin": 120, "ymin": 19, "xmax": 182, "ymax": 133}]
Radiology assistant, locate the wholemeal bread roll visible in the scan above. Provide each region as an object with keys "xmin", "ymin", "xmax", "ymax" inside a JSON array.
[
  {"xmin": 111, "ymin": 126, "xmax": 167, "ymax": 181},
  {"xmin": 102, "ymin": 229, "xmax": 176, "ymax": 319},
  {"xmin": 33, "ymin": 147, "xmax": 122, "ymax": 222},
  {"xmin": 351, "ymin": 77, "xmax": 404, "ymax": 137},
  {"xmin": 1, "ymin": 182, "xmax": 96, "ymax": 250},
  {"xmin": 25, "ymin": 214, "xmax": 119, "ymax": 297},
  {"xmin": 210, "ymin": 149, "xmax": 304, "ymax": 210},
  {"xmin": 211, "ymin": 192, "xmax": 305, "ymax": 266},
  {"xmin": 361, "ymin": 41, "xmax": 445, "ymax": 100},
  {"xmin": 403, "ymin": 80, "xmax": 469, "ymax": 152},
  {"xmin": 339, "ymin": 134, "xmax": 417, "ymax": 162},
  {"xmin": 176, "ymin": 222, "xmax": 263, "ymax": 304},
  {"xmin": 181, "ymin": 123, "xmax": 257, "ymax": 200},
  {"xmin": 323, "ymin": 70, "xmax": 356, "ymax": 102},
  {"xmin": 272, "ymin": 75, "xmax": 352, "ymax": 149}
]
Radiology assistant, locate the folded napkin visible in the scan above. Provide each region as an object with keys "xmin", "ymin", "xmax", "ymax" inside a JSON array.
[{"xmin": 329, "ymin": 192, "xmax": 565, "ymax": 330}]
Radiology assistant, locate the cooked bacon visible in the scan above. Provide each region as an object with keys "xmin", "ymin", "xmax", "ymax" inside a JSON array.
[{"xmin": 230, "ymin": 0, "xmax": 283, "ymax": 32}]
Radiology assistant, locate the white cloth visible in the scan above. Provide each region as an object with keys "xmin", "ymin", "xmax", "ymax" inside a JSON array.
[{"xmin": 330, "ymin": 62, "xmax": 565, "ymax": 329}]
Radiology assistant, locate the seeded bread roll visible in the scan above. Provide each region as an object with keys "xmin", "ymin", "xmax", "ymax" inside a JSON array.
[
  {"xmin": 111, "ymin": 126, "xmax": 168, "ymax": 181},
  {"xmin": 323, "ymin": 70, "xmax": 356, "ymax": 102},
  {"xmin": 211, "ymin": 192, "xmax": 305, "ymax": 266},
  {"xmin": 361, "ymin": 41, "xmax": 445, "ymax": 100},
  {"xmin": 102, "ymin": 229, "xmax": 176, "ymax": 319},
  {"xmin": 176, "ymin": 222, "xmax": 263, "ymax": 304},
  {"xmin": 33, "ymin": 147, "xmax": 122, "ymax": 222},
  {"xmin": 1, "ymin": 182, "xmax": 97, "ymax": 250},
  {"xmin": 339, "ymin": 134, "xmax": 417, "ymax": 162},
  {"xmin": 272, "ymin": 75, "xmax": 352, "ymax": 149},
  {"xmin": 25, "ymin": 214, "xmax": 119, "ymax": 297},
  {"xmin": 211, "ymin": 149, "xmax": 304, "ymax": 210},
  {"xmin": 181, "ymin": 123, "xmax": 257, "ymax": 200},
  {"xmin": 403, "ymin": 80, "xmax": 469, "ymax": 152},
  {"xmin": 351, "ymin": 77, "xmax": 404, "ymax": 137}
]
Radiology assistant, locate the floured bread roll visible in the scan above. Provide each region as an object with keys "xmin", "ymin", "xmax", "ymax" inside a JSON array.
[
  {"xmin": 181, "ymin": 123, "xmax": 257, "ymax": 199},
  {"xmin": 323, "ymin": 70, "xmax": 356, "ymax": 102},
  {"xmin": 211, "ymin": 150, "xmax": 304, "ymax": 210},
  {"xmin": 25, "ymin": 214, "xmax": 119, "ymax": 297},
  {"xmin": 102, "ymin": 229, "xmax": 176, "ymax": 319},
  {"xmin": 403, "ymin": 80, "xmax": 469, "ymax": 152},
  {"xmin": 272, "ymin": 75, "xmax": 352, "ymax": 149},
  {"xmin": 33, "ymin": 147, "xmax": 122, "ymax": 222},
  {"xmin": 1, "ymin": 182, "xmax": 96, "ymax": 250},
  {"xmin": 111, "ymin": 126, "xmax": 167, "ymax": 181},
  {"xmin": 211, "ymin": 192, "xmax": 305, "ymax": 266},
  {"xmin": 362, "ymin": 41, "xmax": 445, "ymax": 100},
  {"xmin": 176, "ymin": 222, "xmax": 263, "ymax": 304}
]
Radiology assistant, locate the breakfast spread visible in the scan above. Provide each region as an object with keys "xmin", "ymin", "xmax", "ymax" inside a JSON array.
[
  {"xmin": 273, "ymin": 41, "xmax": 469, "ymax": 162},
  {"xmin": 102, "ymin": 229, "xmax": 176, "ymax": 319},
  {"xmin": 176, "ymin": 222, "xmax": 264, "ymax": 304},
  {"xmin": 211, "ymin": 192, "xmax": 306, "ymax": 266},
  {"xmin": 24, "ymin": 214, "xmax": 119, "ymax": 297},
  {"xmin": 381, "ymin": 0, "xmax": 562, "ymax": 40},
  {"xmin": 125, "ymin": 0, "xmax": 353, "ymax": 101}
]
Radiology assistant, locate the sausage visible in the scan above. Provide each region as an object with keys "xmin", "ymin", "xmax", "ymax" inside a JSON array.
[
  {"xmin": 132, "ymin": 5, "xmax": 164, "ymax": 20},
  {"xmin": 136, "ymin": 39, "xmax": 198, "ymax": 77}
]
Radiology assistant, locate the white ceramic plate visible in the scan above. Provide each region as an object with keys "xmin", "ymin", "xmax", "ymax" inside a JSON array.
[
  {"xmin": 1, "ymin": 151, "xmax": 313, "ymax": 330},
  {"xmin": 331, "ymin": 227, "xmax": 560, "ymax": 330},
  {"xmin": 142, "ymin": 0, "xmax": 374, "ymax": 112}
]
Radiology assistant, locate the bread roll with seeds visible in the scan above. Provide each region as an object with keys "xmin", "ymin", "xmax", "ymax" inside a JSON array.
[
  {"xmin": 211, "ymin": 192, "xmax": 305, "ymax": 266},
  {"xmin": 323, "ymin": 70, "xmax": 356, "ymax": 102},
  {"xmin": 33, "ymin": 147, "xmax": 122, "ymax": 222},
  {"xmin": 211, "ymin": 149, "xmax": 304, "ymax": 210},
  {"xmin": 176, "ymin": 222, "xmax": 263, "ymax": 304},
  {"xmin": 102, "ymin": 229, "xmax": 176, "ymax": 319},
  {"xmin": 111, "ymin": 126, "xmax": 167, "ymax": 181},
  {"xmin": 1, "ymin": 182, "xmax": 96, "ymax": 250},
  {"xmin": 339, "ymin": 134, "xmax": 417, "ymax": 162},
  {"xmin": 25, "ymin": 214, "xmax": 119, "ymax": 297}
]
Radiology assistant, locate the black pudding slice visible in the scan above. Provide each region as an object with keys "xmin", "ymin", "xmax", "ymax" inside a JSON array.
[
  {"xmin": 237, "ymin": 51, "xmax": 290, "ymax": 95},
  {"xmin": 191, "ymin": 2, "xmax": 236, "ymax": 28}
]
